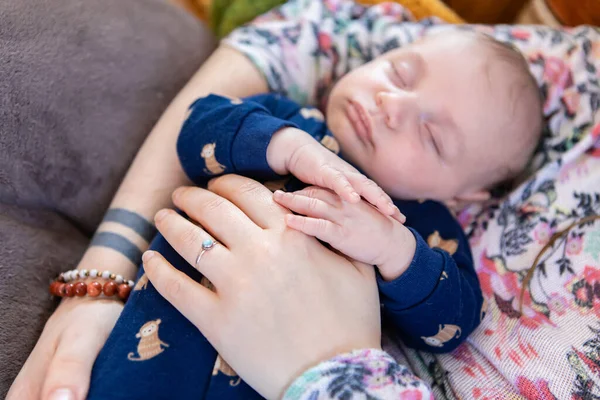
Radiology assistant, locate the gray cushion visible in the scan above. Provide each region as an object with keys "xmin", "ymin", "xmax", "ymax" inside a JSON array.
[{"xmin": 0, "ymin": 0, "xmax": 215, "ymax": 394}]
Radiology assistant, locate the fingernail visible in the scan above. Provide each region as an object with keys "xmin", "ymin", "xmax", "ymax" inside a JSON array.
[
  {"xmin": 351, "ymin": 192, "xmax": 360, "ymax": 200},
  {"xmin": 155, "ymin": 209, "xmax": 170, "ymax": 222},
  {"xmin": 273, "ymin": 190, "xmax": 284, "ymax": 197},
  {"xmin": 49, "ymin": 388, "xmax": 75, "ymax": 400},
  {"xmin": 172, "ymin": 187, "xmax": 186, "ymax": 201},
  {"xmin": 142, "ymin": 251, "xmax": 155, "ymax": 263}
]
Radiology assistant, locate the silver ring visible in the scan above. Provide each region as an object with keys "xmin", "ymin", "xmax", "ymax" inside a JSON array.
[{"xmin": 195, "ymin": 239, "xmax": 218, "ymax": 267}]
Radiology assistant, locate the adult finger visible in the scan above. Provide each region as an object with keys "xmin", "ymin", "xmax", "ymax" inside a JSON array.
[
  {"xmin": 207, "ymin": 175, "xmax": 289, "ymax": 229},
  {"xmin": 7, "ymin": 333, "xmax": 55, "ymax": 400},
  {"xmin": 154, "ymin": 208, "xmax": 230, "ymax": 282},
  {"xmin": 273, "ymin": 190, "xmax": 338, "ymax": 221},
  {"xmin": 143, "ymin": 250, "xmax": 219, "ymax": 334},
  {"xmin": 172, "ymin": 186, "xmax": 262, "ymax": 245}
]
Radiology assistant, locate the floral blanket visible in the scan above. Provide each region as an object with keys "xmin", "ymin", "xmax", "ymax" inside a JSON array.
[
  {"xmin": 225, "ymin": 0, "xmax": 600, "ymax": 397},
  {"xmin": 390, "ymin": 22, "xmax": 600, "ymax": 400},
  {"xmin": 447, "ymin": 25, "xmax": 600, "ymax": 399}
]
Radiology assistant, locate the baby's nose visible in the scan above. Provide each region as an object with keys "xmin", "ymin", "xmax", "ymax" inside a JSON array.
[{"xmin": 376, "ymin": 91, "xmax": 419, "ymax": 130}]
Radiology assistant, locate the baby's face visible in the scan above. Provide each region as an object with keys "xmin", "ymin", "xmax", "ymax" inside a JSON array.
[{"xmin": 326, "ymin": 33, "xmax": 520, "ymax": 201}]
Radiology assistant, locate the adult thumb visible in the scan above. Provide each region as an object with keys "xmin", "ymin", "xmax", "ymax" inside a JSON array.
[{"xmin": 41, "ymin": 331, "xmax": 105, "ymax": 400}]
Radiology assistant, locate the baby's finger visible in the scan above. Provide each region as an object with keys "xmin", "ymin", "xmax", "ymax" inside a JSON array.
[
  {"xmin": 348, "ymin": 174, "xmax": 397, "ymax": 216},
  {"xmin": 319, "ymin": 166, "xmax": 360, "ymax": 203},
  {"xmin": 285, "ymin": 214, "xmax": 342, "ymax": 245},
  {"xmin": 293, "ymin": 186, "xmax": 342, "ymax": 208},
  {"xmin": 273, "ymin": 191, "xmax": 338, "ymax": 221},
  {"xmin": 391, "ymin": 206, "xmax": 407, "ymax": 224}
]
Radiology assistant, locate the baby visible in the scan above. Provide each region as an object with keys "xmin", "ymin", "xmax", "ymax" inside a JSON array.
[{"xmin": 88, "ymin": 31, "xmax": 542, "ymax": 399}]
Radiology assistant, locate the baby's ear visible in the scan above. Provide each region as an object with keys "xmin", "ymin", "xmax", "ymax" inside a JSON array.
[
  {"xmin": 445, "ymin": 190, "xmax": 490, "ymax": 211},
  {"xmin": 456, "ymin": 190, "xmax": 491, "ymax": 203}
]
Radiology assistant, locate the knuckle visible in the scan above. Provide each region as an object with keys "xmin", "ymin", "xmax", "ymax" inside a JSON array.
[
  {"xmin": 308, "ymin": 197, "xmax": 319, "ymax": 211},
  {"xmin": 180, "ymin": 226, "xmax": 201, "ymax": 249},
  {"xmin": 164, "ymin": 275, "xmax": 182, "ymax": 299},
  {"xmin": 204, "ymin": 196, "xmax": 226, "ymax": 212},
  {"xmin": 363, "ymin": 178, "xmax": 377, "ymax": 187},
  {"xmin": 237, "ymin": 180, "xmax": 263, "ymax": 196},
  {"xmin": 317, "ymin": 219, "xmax": 329, "ymax": 232},
  {"xmin": 304, "ymin": 187, "xmax": 319, "ymax": 198}
]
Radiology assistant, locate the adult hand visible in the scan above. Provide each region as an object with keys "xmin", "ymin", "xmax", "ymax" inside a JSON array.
[
  {"xmin": 7, "ymin": 298, "xmax": 123, "ymax": 400},
  {"xmin": 143, "ymin": 174, "xmax": 382, "ymax": 400}
]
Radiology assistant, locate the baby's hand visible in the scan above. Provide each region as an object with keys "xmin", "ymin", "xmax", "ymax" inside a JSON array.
[
  {"xmin": 273, "ymin": 187, "xmax": 416, "ymax": 280},
  {"xmin": 270, "ymin": 129, "xmax": 404, "ymax": 222}
]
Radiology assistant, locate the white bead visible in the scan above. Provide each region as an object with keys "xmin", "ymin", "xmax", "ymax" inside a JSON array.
[
  {"xmin": 128, "ymin": 280, "xmax": 135, "ymax": 287},
  {"xmin": 79, "ymin": 269, "xmax": 88, "ymax": 279},
  {"xmin": 64, "ymin": 271, "xmax": 72, "ymax": 282},
  {"xmin": 101, "ymin": 271, "xmax": 111, "ymax": 279},
  {"xmin": 115, "ymin": 275, "xmax": 124, "ymax": 284},
  {"xmin": 90, "ymin": 269, "xmax": 98, "ymax": 278}
]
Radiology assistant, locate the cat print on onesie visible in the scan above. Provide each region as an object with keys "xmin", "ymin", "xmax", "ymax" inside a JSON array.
[
  {"xmin": 201, "ymin": 143, "xmax": 226, "ymax": 175},
  {"xmin": 127, "ymin": 319, "xmax": 169, "ymax": 361},
  {"xmin": 421, "ymin": 324, "xmax": 462, "ymax": 348}
]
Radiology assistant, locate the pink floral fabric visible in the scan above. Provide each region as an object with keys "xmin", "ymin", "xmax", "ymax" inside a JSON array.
[
  {"xmin": 225, "ymin": 1, "xmax": 600, "ymax": 398},
  {"xmin": 285, "ymin": 349, "xmax": 433, "ymax": 400}
]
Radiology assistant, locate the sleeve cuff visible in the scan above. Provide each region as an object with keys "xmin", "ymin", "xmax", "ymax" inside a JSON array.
[
  {"xmin": 232, "ymin": 112, "xmax": 298, "ymax": 181},
  {"xmin": 377, "ymin": 228, "xmax": 445, "ymax": 310}
]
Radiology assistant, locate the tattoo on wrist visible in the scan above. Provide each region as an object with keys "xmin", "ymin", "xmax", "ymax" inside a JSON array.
[
  {"xmin": 90, "ymin": 232, "xmax": 143, "ymax": 265},
  {"xmin": 103, "ymin": 208, "xmax": 156, "ymax": 242}
]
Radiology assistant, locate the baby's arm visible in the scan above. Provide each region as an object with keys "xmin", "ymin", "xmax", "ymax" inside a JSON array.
[
  {"xmin": 178, "ymin": 94, "xmax": 401, "ymax": 218},
  {"xmin": 377, "ymin": 200, "xmax": 484, "ymax": 353},
  {"xmin": 176, "ymin": 94, "xmax": 299, "ymax": 185},
  {"xmin": 275, "ymin": 189, "xmax": 484, "ymax": 353}
]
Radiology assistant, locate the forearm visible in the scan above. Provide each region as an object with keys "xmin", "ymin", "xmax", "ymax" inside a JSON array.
[{"xmin": 77, "ymin": 46, "xmax": 268, "ymax": 280}]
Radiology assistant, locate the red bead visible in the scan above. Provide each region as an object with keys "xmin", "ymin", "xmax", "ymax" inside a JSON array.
[
  {"xmin": 57, "ymin": 283, "xmax": 67, "ymax": 297},
  {"xmin": 49, "ymin": 281, "xmax": 60, "ymax": 295},
  {"xmin": 117, "ymin": 284, "xmax": 131, "ymax": 300},
  {"xmin": 88, "ymin": 281, "xmax": 102, "ymax": 297},
  {"xmin": 74, "ymin": 282, "xmax": 87, "ymax": 296},
  {"xmin": 103, "ymin": 281, "xmax": 118, "ymax": 296},
  {"xmin": 64, "ymin": 283, "xmax": 75, "ymax": 297}
]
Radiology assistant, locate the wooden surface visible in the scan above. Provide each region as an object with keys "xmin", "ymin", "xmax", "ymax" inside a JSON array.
[
  {"xmin": 547, "ymin": 0, "xmax": 600, "ymax": 26},
  {"xmin": 443, "ymin": 0, "xmax": 529, "ymax": 23}
]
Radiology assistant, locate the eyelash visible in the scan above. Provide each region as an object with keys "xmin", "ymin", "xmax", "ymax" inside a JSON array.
[
  {"xmin": 423, "ymin": 123, "xmax": 441, "ymax": 156},
  {"xmin": 390, "ymin": 63, "xmax": 407, "ymax": 88}
]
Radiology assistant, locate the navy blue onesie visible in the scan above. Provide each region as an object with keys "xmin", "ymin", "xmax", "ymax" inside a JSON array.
[{"xmin": 88, "ymin": 94, "xmax": 484, "ymax": 400}]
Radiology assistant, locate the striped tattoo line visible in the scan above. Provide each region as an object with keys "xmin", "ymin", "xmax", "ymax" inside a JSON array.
[
  {"xmin": 90, "ymin": 232, "xmax": 143, "ymax": 265},
  {"xmin": 103, "ymin": 208, "xmax": 156, "ymax": 242}
]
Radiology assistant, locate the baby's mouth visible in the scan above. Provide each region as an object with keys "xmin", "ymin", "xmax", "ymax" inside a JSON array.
[{"xmin": 346, "ymin": 100, "xmax": 374, "ymax": 148}]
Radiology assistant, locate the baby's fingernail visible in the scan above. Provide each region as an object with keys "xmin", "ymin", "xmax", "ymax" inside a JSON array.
[
  {"xmin": 351, "ymin": 192, "xmax": 360, "ymax": 200},
  {"xmin": 49, "ymin": 388, "xmax": 75, "ymax": 400},
  {"xmin": 273, "ymin": 190, "xmax": 284, "ymax": 197},
  {"xmin": 142, "ymin": 251, "xmax": 155, "ymax": 263}
]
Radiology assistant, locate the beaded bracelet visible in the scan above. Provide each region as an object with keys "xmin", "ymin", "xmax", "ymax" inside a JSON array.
[{"xmin": 49, "ymin": 269, "xmax": 135, "ymax": 301}]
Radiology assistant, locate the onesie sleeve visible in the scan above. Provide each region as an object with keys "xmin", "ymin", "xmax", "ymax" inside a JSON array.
[
  {"xmin": 377, "ymin": 200, "xmax": 484, "ymax": 353},
  {"xmin": 176, "ymin": 94, "xmax": 300, "ymax": 185}
]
